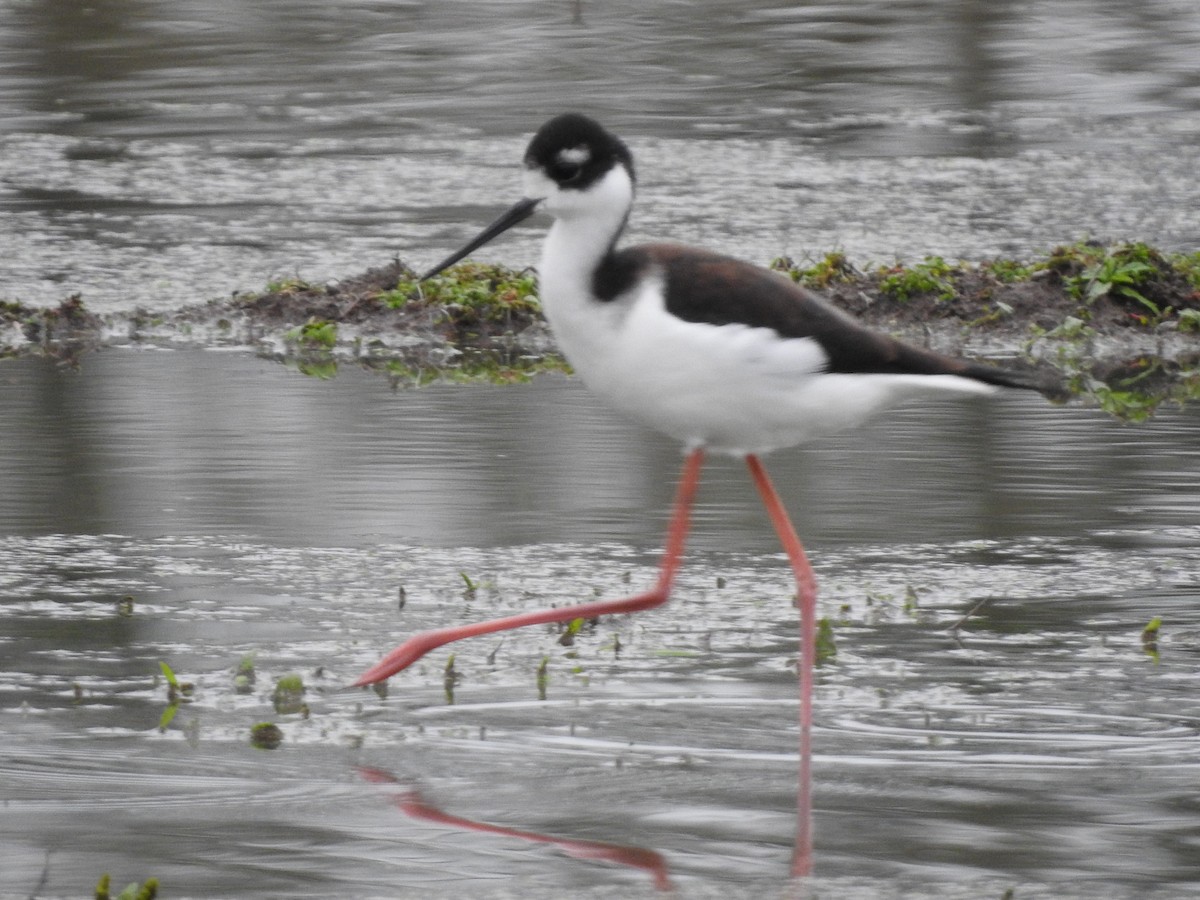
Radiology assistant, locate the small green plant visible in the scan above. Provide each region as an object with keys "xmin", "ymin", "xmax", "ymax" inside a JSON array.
[
  {"xmin": 982, "ymin": 258, "xmax": 1032, "ymax": 283},
  {"xmin": 1171, "ymin": 249, "xmax": 1200, "ymax": 289},
  {"xmin": 772, "ymin": 251, "xmax": 857, "ymax": 289},
  {"xmin": 1092, "ymin": 384, "xmax": 1160, "ymax": 423},
  {"xmin": 536, "ymin": 656, "xmax": 549, "ymax": 701},
  {"xmin": 1068, "ymin": 243, "xmax": 1161, "ymax": 315},
  {"xmin": 379, "ymin": 262, "xmax": 540, "ymax": 324},
  {"xmin": 558, "ymin": 617, "xmax": 586, "ymax": 647},
  {"xmin": 272, "ymin": 674, "xmax": 306, "ymax": 714},
  {"xmin": 1177, "ymin": 309, "xmax": 1200, "ymax": 333},
  {"xmin": 265, "ymin": 276, "xmax": 312, "ymax": 295},
  {"xmin": 1142, "ymin": 615, "xmax": 1162, "ymax": 662},
  {"xmin": 286, "ymin": 317, "xmax": 338, "ymax": 350},
  {"xmin": 234, "ymin": 654, "xmax": 256, "ymax": 694},
  {"xmin": 877, "ymin": 256, "xmax": 956, "ymax": 302},
  {"xmin": 459, "ymin": 571, "xmax": 478, "ymax": 597},
  {"xmin": 157, "ymin": 661, "xmax": 194, "ymax": 731},
  {"xmin": 250, "ymin": 721, "xmax": 284, "ymax": 749},
  {"xmin": 815, "ymin": 617, "xmax": 837, "ymax": 666},
  {"xmin": 94, "ymin": 873, "xmax": 160, "ymax": 900}
]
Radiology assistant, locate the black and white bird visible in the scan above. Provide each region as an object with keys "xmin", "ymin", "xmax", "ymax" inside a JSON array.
[{"xmin": 355, "ymin": 113, "xmax": 1049, "ymax": 873}]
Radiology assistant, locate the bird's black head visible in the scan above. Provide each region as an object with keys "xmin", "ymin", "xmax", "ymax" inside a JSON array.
[{"xmin": 523, "ymin": 113, "xmax": 636, "ymax": 191}]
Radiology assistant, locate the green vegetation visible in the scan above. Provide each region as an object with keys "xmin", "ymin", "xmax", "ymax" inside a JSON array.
[
  {"xmin": 157, "ymin": 660, "xmax": 194, "ymax": 731},
  {"xmin": 6, "ymin": 241, "xmax": 1199, "ymax": 418},
  {"xmin": 379, "ymin": 262, "xmax": 540, "ymax": 325},
  {"xmin": 95, "ymin": 873, "xmax": 159, "ymax": 900},
  {"xmin": 558, "ymin": 617, "xmax": 586, "ymax": 647},
  {"xmin": 234, "ymin": 654, "xmax": 256, "ymax": 695},
  {"xmin": 459, "ymin": 571, "xmax": 478, "ymax": 597},
  {"xmin": 285, "ymin": 316, "xmax": 338, "ymax": 350},
  {"xmin": 250, "ymin": 721, "xmax": 284, "ymax": 749},
  {"xmin": 1142, "ymin": 615, "xmax": 1163, "ymax": 662},
  {"xmin": 815, "ymin": 617, "xmax": 838, "ymax": 666},
  {"xmin": 373, "ymin": 350, "xmax": 570, "ymax": 388},
  {"xmin": 272, "ymin": 673, "xmax": 306, "ymax": 715},
  {"xmin": 771, "ymin": 250, "xmax": 857, "ymax": 289},
  {"xmin": 877, "ymin": 255, "xmax": 957, "ymax": 302},
  {"xmin": 769, "ymin": 239, "xmax": 1200, "ymax": 327}
]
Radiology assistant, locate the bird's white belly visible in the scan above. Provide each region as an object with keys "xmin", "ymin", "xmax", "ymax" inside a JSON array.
[{"xmin": 542, "ymin": 276, "xmax": 991, "ymax": 455}]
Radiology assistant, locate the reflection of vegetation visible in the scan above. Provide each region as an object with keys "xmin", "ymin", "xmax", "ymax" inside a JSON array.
[
  {"xmin": 536, "ymin": 656, "xmax": 549, "ymax": 701},
  {"xmin": 444, "ymin": 654, "xmax": 460, "ymax": 705},
  {"xmin": 1142, "ymin": 616, "xmax": 1162, "ymax": 663},
  {"xmin": 233, "ymin": 654, "xmax": 256, "ymax": 695},
  {"xmin": 6, "ymin": 242, "xmax": 1200, "ymax": 417},
  {"xmin": 285, "ymin": 317, "xmax": 338, "ymax": 350},
  {"xmin": 157, "ymin": 661, "xmax": 194, "ymax": 732}
]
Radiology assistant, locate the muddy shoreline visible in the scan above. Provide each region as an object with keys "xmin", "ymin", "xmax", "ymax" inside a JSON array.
[{"xmin": 4, "ymin": 241, "xmax": 1199, "ymax": 416}]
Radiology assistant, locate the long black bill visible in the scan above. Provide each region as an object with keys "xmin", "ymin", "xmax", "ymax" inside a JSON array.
[{"xmin": 419, "ymin": 196, "xmax": 542, "ymax": 281}]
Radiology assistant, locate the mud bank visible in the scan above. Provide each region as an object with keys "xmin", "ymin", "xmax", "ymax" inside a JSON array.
[{"xmin": 3, "ymin": 241, "xmax": 1199, "ymax": 416}]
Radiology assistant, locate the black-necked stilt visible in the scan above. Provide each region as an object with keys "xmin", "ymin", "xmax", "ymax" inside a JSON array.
[{"xmin": 355, "ymin": 113, "xmax": 1050, "ymax": 874}]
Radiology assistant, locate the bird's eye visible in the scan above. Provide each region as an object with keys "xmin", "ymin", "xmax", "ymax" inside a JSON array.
[{"xmin": 553, "ymin": 146, "xmax": 591, "ymax": 184}]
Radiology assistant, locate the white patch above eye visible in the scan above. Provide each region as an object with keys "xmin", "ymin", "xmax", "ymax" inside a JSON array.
[{"xmin": 557, "ymin": 145, "xmax": 591, "ymax": 166}]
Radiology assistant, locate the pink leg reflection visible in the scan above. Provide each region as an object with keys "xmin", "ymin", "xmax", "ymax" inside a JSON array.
[{"xmin": 359, "ymin": 766, "xmax": 673, "ymax": 891}]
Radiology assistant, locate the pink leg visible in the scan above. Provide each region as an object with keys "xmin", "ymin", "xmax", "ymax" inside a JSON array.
[
  {"xmin": 353, "ymin": 448, "xmax": 706, "ymax": 686},
  {"xmin": 745, "ymin": 454, "xmax": 817, "ymax": 879}
]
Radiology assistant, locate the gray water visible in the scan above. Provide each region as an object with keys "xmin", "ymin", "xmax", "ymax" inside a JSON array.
[
  {"xmin": 3, "ymin": 2, "xmax": 1200, "ymax": 897},
  {"xmin": 3, "ymin": 351, "xmax": 1200, "ymax": 898},
  {"xmin": 2, "ymin": 0, "xmax": 1199, "ymax": 312}
]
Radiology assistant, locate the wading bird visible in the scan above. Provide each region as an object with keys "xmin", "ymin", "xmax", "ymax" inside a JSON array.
[{"xmin": 354, "ymin": 113, "xmax": 1050, "ymax": 875}]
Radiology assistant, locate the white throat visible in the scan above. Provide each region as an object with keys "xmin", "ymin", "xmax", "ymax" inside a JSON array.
[
  {"xmin": 528, "ymin": 164, "xmax": 634, "ymax": 303},
  {"xmin": 528, "ymin": 163, "xmax": 636, "ymax": 383}
]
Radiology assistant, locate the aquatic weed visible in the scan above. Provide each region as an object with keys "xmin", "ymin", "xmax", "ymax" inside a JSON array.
[{"xmin": 877, "ymin": 256, "xmax": 957, "ymax": 302}]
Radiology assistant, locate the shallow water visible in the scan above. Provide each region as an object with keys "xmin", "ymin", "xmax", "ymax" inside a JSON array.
[
  {"xmin": 3, "ymin": 350, "xmax": 1200, "ymax": 897},
  {"xmin": 3, "ymin": 2, "xmax": 1200, "ymax": 895},
  {"xmin": 2, "ymin": 0, "xmax": 1200, "ymax": 312}
]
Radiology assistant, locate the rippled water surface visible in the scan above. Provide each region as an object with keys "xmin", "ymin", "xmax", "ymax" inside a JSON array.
[
  {"xmin": 3, "ymin": 2, "xmax": 1200, "ymax": 897},
  {"xmin": 3, "ymin": 351, "xmax": 1200, "ymax": 898},
  {"xmin": 2, "ymin": 0, "xmax": 1200, "ymax": 311}
]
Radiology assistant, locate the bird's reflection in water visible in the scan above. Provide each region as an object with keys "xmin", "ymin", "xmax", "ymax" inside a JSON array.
[{"xmin": 358, "ymin": 766, "xmax": 674, "ymax": 891}]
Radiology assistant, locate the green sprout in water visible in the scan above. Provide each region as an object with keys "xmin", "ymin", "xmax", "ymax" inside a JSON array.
[
  {"xmin": 1142, "ymin": 616, "xmax": 1163, "ymax": 663},
  {"xmin": 558, "ymin": 616, "xmax": 586, "ymax": 647},
  {"xmin": 272, "ymin": 673, "xmax": 306, "ymax": 715},
  {"xmin": 95, "ymin": 873, "xmax": 159, "ymax": 900},
  {"xmin": 234, "ymin": 654, "xmax": 256, "ymax": 695},
  {"xmin": 250, "ymin": 721, "xmax": 284, "ymax": 750},
  {"xmin": 536, "ymin": 656, "xmax": 549, "ymax": 701},
  {"xmin": 815, "ymin": 617, "xmax": 838, "ymax": 666},
  {"xmin": 157, "ymin": 661, "xmax": 194, "ymax": 731},
  {"xmin": 285, "ymin": 316, "xmax": 338, "ymax": 350}
]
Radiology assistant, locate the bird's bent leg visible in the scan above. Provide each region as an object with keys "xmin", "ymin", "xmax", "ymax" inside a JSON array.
[
  {"xmin": 353, "ymin": 448, "xmax": 706, "ymax": 686},
  {"xmin": 745, "ymin": 453, "xmax": 816, "ymax": 878}
]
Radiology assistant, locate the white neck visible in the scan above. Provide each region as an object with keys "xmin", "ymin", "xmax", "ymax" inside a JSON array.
[{"xmin": 534, "ymin": 164, "xmax": 634, "ymax": 312}]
